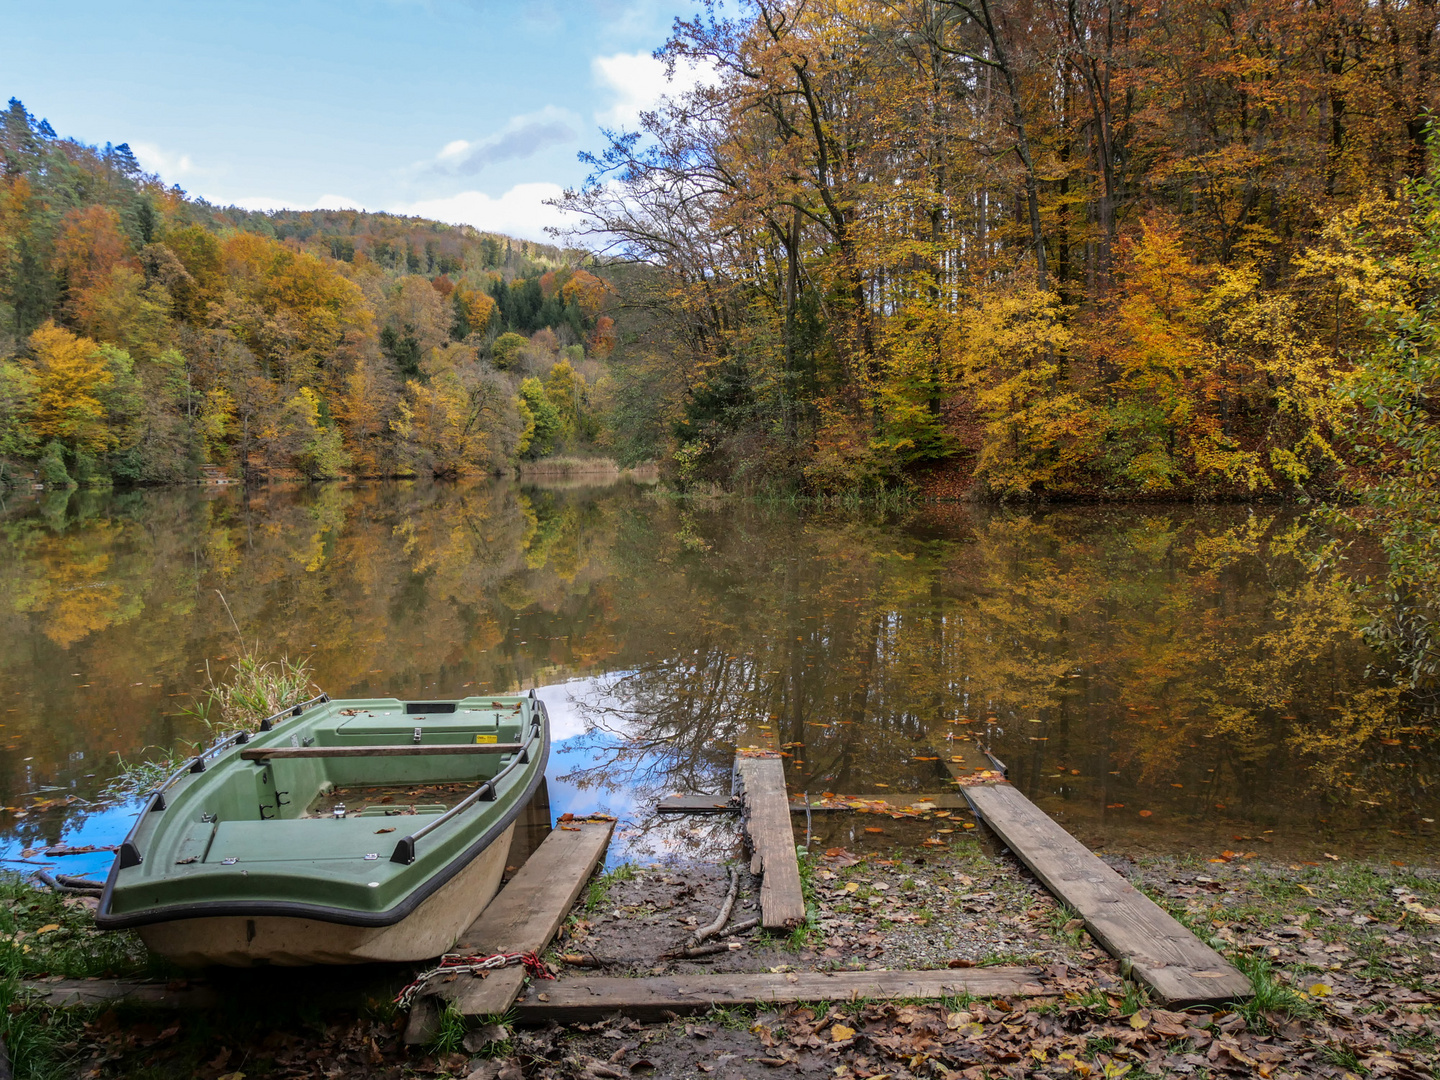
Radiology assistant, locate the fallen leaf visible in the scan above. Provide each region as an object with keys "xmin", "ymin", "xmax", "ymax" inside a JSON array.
[
  {"xmin": 375, "ymin": 827, "xmax": 395, "ymax": 834},
  {"xmin": 1138, "ymin": 810, "xmax": 1153, "ymax": 818},
  {"xmin": 35, "ymin": 924, "xmax": 60, "ymax": 935},
  {"xmin": 829, "ymin": 1024, "xmax": 855, "ymax": 1042}
]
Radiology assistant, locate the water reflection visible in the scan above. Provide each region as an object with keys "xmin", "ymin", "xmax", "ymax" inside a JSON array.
[{"xmin": 0, "ymin": 481, "xmax": 1434, "ymax": 871}]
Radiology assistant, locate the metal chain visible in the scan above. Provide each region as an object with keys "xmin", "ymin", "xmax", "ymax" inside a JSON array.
[{"xmin": 394, "ymin": 950, "xmax": 554, "ymax": 1010}]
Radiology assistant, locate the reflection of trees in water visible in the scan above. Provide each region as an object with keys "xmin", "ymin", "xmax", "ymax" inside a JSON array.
[
  {"xmin": 561, "ymin": 503, "xmax": 1436, "ymax": 828},
  {"xmin": 1, "ymin": 484, "xmax": 1435, "ymax": 848}
]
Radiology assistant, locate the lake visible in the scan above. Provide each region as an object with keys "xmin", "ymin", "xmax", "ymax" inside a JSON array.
[{"xmin": 1, "ymin": 479, "xmax": 1434, "ymax": 881}]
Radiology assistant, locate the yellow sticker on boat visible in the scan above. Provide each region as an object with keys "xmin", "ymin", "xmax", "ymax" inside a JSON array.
[{"xmin": 474, "ymin": 733, "xmax": 497, "ymax": 744}]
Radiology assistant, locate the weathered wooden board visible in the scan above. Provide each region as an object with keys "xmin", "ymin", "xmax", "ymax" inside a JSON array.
[
  {"xmin": 964, "ymin": 782, "xmax": 1251, "ymax": 1007},
  {"xmin": 790, "ymin": 793, "xmax": 972, "ymax": 813},
  {"xmin": 733, "ymin": 756, "xmax": 806, "ymax": 930},
  {"xmin": 405, "ymin": 819, "xmax": 614, "ymax": 1041},
  {"xmin": 513, "ymin": 967, "xmax": 1049, "ymax": 1023},
  {"xmin": 21, "ymin": 978, "xmax": 218, "ymax": 1009},
  {"xmin": 660, "ymin": 792, "xmax": 972, "ymax": 815},
  {"xmin": 656, "ymin": 795, "xmax": 739, "ymax": 814}
]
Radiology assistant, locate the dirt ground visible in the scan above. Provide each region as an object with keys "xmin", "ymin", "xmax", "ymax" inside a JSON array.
[{"xmin": 25, "ymin": 819, "xmax": 1440, "ymax": 1080}]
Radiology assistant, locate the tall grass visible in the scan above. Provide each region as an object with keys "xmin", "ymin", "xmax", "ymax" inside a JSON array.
[{"xmin": 182, "ymin": 652, "xmax": 316, "ymax": 733}]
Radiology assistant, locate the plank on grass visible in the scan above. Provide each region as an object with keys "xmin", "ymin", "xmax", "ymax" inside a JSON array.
[
  {"xmin": 21, "ymin": 979, "xmax": 218, "ymax": 1009},
  {"xmin": 964, "ymin": 782, "xmax": 1251, "ymax": 1007},
  {"xmin": 514, "ymin": 967, "xmax": 1049, "ymax": 1023},
  {"xmin": 404, "ymin": 819, "xmax": 614, "ymax": 1042},
  {"xmin": 733, "ymin": 757, "xmax": 806, "ymax": 930}
]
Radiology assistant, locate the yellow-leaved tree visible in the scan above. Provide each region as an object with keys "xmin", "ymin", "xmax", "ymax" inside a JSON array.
[
  {"xmin": 958, "ymin": 278, "xmax": 1096, "ymax": 495},
  {"xmin": 25, "ymin": 321, "xmax": 113, "ymax": 455},
  {"xmin": 1090, "ymin": 217, "xmax": 1211, "ymax": 492}
]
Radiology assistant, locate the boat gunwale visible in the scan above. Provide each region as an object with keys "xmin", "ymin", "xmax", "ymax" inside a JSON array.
[{"xmin": 94, "ymin": 694, "xmax": 550, "ymax": 931}]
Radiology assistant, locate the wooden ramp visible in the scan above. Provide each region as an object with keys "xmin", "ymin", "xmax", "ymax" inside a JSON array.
[
  {"xmin": 404, "ymin": 819, "xmax": 614, "ymax": 1043},
  {"xmin": 514, "ymin": 966, "xmax": 1049, "ymax": 1023},
  {"xmin": 964, "ymin": 782, "xmax": 1250, "ymax": 1007},
  {"xmin": 733, "ymin": 755, "xmax": 806, "ymax": 930}
]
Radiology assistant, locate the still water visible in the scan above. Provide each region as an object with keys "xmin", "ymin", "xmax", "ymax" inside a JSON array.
[{"xmin": 0, "ymin": 479, "xmax": 1434, "ymax": 880}]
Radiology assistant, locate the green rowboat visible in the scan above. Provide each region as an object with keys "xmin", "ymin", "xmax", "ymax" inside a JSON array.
[{"xmin": 96, "ymin": 692, "xmax": 549, "ymax": 966}]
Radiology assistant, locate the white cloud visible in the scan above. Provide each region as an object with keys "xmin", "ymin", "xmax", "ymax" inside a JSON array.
[
  {"xmin": 130, "ymin": 141, "xmax": 200, "ymax": 179},
  {"xmin": 420, "ymin": 106, "xmax": 580, "ymax": 177},
  {"xmin": 592, "ymin": 51, "xmax": 718, "ymax": 129},
  {"xmin": 394, "ymin": 182, "xmax": 575, "ymax": 243}
]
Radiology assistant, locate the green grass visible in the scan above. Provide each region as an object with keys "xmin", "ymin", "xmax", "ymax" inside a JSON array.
[
  {"xmin": 427, "ymin": 1002, "xmax": 468, "ymax": 1055},
  {"xmin": 704, "ymin": 1004, "xmax": 754, "ymax": 1029},
  {"xmin": 0, "ymin": 877, "xmax": 170, "ymax": 1079},
  {"xmin": 467, "ymin": 1009, "xmax": 517, "ymax": 1058},
  {"xmin": 940, "ymin": 990, "xmax": 976, "ymax": 1011},
  {"xmin": 584, "ymin": 863, "xmax": 636, "ymax": 913},
  {"xmin": 1230, "ymin": 954, "xmax": 1318, "ymax": 1032},
  {"xmin": 1046, "ymin": 903, "xmax": 1087, "ymax": 947},
  {"xmin": 1318, "ymin": 1042, "xmax": 1365, "ymax": 1073},
  {"xmin": 1085, "ymin": 1035, "xmax": 1118, "ymax": 1056},
  {"xmin": 782, "ymin": 848, "xmax": 823, "ymax": 951}
]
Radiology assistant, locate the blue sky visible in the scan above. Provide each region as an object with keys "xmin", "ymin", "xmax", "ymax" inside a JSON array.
[{"xmin": 3, "ymin": 0, "xmax": 710, "ymax": 241}]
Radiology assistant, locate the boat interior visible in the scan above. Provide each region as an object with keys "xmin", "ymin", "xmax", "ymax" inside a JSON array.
[{"xmin": 157, "ymin": 698, "xmax": 536, "ymax": 867}]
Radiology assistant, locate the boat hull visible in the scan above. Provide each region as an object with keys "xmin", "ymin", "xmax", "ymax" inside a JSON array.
[{"xmin": 138, "ymin": 822, "xmax": 515, "ymax": 966}]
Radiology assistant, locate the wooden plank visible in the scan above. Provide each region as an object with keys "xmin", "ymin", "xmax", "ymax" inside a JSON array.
[
  {"xmin": 21, "ymin": 978, "xmax": 218, "ymax": 1009},
  {"xmin": 656, "ymin": 795, "xmax": 739, "ymax": 814},
  {"xmin": 241, "ymin": 742, "xmax": 523, "ymax": 760},
  {"xmin": 733, "ymin": 756, "xmax": 806, "ymax": 930},
  {"xmin": 409, "ymin": 819, "xmax": 614, "ymax": 1035},
  {"xmin": 513, "ymin": 967, "xmax": 1049, "ymax": 1023},
  {"xmin": 964, "ymin": 782, "xmax": 1251, "ymax": 1007},
  {"xmin": 789, "ymin": 793, "xmax": 971, "ymax": 813},
  {"xmin": 936, "ymin": 741, "xmax": 1004, "ymax": 782}
]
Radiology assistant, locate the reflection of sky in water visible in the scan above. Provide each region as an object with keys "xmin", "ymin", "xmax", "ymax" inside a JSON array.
[
  {"xmin": 1, "ymin": 676, "xmax": 727, "ymax": 882},
  {"xmin": 537, "ymin": 677, "xmax": 737, "ymax": 867}
]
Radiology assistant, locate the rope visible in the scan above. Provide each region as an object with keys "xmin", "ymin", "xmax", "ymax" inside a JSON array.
[{"xmin": 394, "ymin": 950, "xmax": 554, "ymax": 1010}]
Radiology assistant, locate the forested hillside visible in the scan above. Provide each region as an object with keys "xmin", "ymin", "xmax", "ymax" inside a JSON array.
[
  {"xmin": 568, "ymin": 0, "xmax": 1440, "ymax": 501},
  {"xmin": 0, "ymin": 98, "xmax": 620, "ymax": 485}
]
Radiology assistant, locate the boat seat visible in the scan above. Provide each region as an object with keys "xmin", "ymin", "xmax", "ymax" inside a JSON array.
[{"xmin": 205, "ymin": 819, "xmax": 419, "ymax": 863}]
